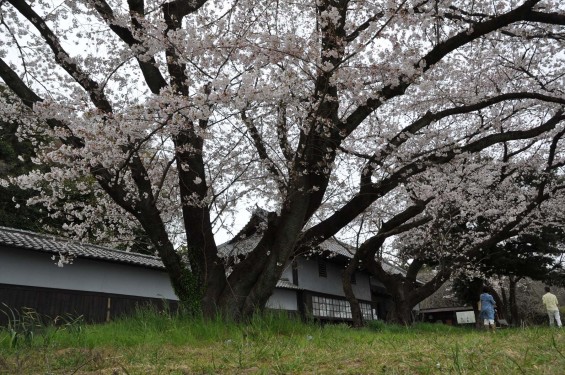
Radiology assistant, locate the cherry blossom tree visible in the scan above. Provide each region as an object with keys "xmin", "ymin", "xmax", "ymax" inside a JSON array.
[
  {"xmin": 339, "ymin": 147, "xmax": 565, "ymax": 325},
  {"xmin": 1, "ymin": 0, "xmax": 564, "ymax": 319},
  {"xmin": 450, "ymin": 225, "xmax": 565, "ymax": 326}
]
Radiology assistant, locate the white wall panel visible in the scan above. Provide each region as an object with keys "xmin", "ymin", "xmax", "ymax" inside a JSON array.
[{"xmin": 0, "ymin": 246, "xmax": 178, "ymax": 300}]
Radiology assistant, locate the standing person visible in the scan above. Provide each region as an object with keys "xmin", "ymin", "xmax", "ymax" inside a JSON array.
[
  {"xmin": 480, "ymin": 287, "xmax": 497, "ymax": 331},
  {"xmin": 542, "ymin": 286, "xmax": 562, "ymax": 328}
]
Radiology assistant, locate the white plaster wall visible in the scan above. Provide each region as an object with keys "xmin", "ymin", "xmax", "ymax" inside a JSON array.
[
  {"xmin": 296, "ymin": 257, "xmax": 371, "ymax": 301},
  {"xmin": 0, "ymin": 246, "xmax": 178, "ymax": 300},
  {"xmin": 265, "ymin": 288, "xmax": 298, "ymax": 311},
  {"xmin": 280, "ymin": 263, "xmax": 293, "ymax": 281}
]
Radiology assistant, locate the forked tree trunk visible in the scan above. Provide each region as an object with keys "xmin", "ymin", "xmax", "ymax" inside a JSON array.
[
  {"xmin": 210, "ymin": 200, "xmax": 310, "ymax": 321},
  {"xmin": 363, "ymin": 256, "xmax": 452, "ymax": 325}
]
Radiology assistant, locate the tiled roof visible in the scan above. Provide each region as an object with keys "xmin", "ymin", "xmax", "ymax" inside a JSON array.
[
  {"xmin": 319, "ymin": 239, "xmax": 407, "ymax": 276},
  {"xmin": 218, "ymin": 235, "xmax": 260, "ymax": 258},
  {"xmin": 219, "ymin": 233, "xmax": 407, "ymax": 277},
  {"xmin": 317, "ymin": 237, "xmax": 355, "ymax": 258},
  {"xmin": 218, "ymin": 235, "xmax": 355, "ymax": 260},
  {"xmin": 276, "ymin": 279, "xmax": 303, "ymax": 290},
  {"xmin": 0, "ymin": 226, "xmax": 165, "ymax": 269}
]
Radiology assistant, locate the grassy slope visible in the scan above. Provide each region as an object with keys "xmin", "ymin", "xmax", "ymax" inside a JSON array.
[{"xmin": 0, "ymin": 311, "xmax": 563, "ymax": 374}]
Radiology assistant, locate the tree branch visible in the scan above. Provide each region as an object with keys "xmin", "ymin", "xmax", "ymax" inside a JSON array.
[
  {"xmin": 374, "ymin": 92, "xmax": 565, "ymax": 168},
  {"xmin": 341, "ymin": 0, "xmax": 544, "ymax": 136},
  {"xmin": 90, "ymin": 0, "xmax": 168, "ymax": 94},
  {"xmin": 241, "ymin": 110, "xmax": 287, "ymax": 193},
  {"xmin": 301, "ymin": 108, "xmax": 565, "ymax": 246},
  {"xmin": 7, "ymin": 0, "xmax": 113, "ymax": 112}
]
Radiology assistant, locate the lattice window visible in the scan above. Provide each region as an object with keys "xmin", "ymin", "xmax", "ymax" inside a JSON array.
[{"xmin": 311, "ymin": 296, "xmax": 373, "ymax": 320}]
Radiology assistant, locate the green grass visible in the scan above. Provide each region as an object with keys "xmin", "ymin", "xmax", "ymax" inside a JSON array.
[{"xmin": 0, "ymin": 309, "xmax": 563, "ymax": 374}]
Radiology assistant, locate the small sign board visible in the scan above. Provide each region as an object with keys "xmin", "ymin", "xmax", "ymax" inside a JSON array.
[{"xmin": 456, "ymin": 311, "xmax": 476, "ymax": 324}]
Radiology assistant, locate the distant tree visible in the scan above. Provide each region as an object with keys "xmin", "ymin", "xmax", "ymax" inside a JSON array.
[
  {"xmin": 341, "ymin": 147, "xmax": 565, "ymax": 326},
  {"xmin": 452, "ymin": 228, "xmax": 565, "ymax": 325},
  {"xmin": 449, "ymin": 166, "xmax": 565, "ymax": 325}
]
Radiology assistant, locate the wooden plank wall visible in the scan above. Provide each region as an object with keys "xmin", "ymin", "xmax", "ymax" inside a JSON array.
[{"xmin": 0, "ymin": 283, "xmax": 179, "ymax": 326}]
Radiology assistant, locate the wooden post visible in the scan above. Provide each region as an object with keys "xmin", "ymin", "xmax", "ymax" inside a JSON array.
[{"xmin": 106, "ymin": 297, "xmax": 111, "ymax": 322}]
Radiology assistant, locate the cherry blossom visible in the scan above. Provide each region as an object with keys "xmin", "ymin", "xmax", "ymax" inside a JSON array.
[{"xmin": 0, "ymin": 0, "xmax": 564, "ymax": 319}]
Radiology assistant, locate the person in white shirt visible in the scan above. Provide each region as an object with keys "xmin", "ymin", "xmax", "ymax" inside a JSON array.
[{"xmin": 542, "ymin": 286, "xmax": 562, "ymax": 328}]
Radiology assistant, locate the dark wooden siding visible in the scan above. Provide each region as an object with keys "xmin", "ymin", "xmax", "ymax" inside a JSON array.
[{"xmin": 0, "ymin": 283, "xmax": 178, "ymax": 325}]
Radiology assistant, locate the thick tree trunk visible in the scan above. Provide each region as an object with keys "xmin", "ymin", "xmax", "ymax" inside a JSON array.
[
  {"xmin": 389, "ymin": 292, "xmax": 413, "ymax": 325},
  {"xmin": 471, "ymin": 281, "xmax": 484, "ymax": 329},
  {"xmin": 367, "ymin": 269, "xmax": 415, "ymax": 325},
  {"xmin": 215, "ymin": 196, "xmax": 310, "ymax": 320},
  {"xmin": 509, "ymin": 276, "xmax": 521, "ymax": 326},
  {"xmin": 363, "ymin": 256, "xmax": 453, "ymax": 325},
  {"xmin": 339, "ymin": 242, "xmax": 367, "ymax": 327},
  {"xmin": 342, "ymin": 260, "xmax": 364, "ymax": 327},
  {"xmin": 501, "ymin": 285, "xmax": 509, "ymax": 322}
]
